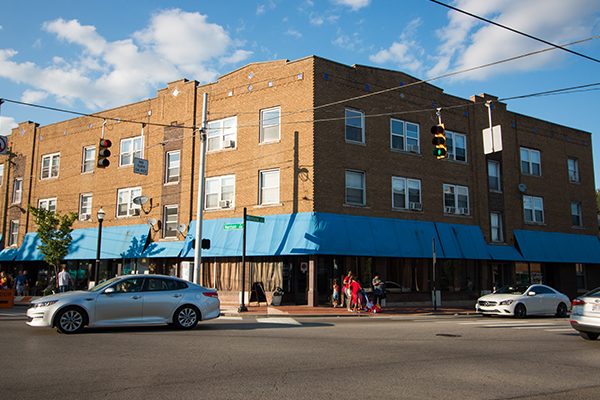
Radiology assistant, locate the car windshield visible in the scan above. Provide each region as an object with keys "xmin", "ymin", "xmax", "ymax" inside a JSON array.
[
  {"xmin": 88, "ymin": 276, "xmax": 122, "ymax": 292},
  {"xmin": 495, "ymin": 285, "xmax": 530, "ymax": 295},
  {"xmin": 583, "ymin": 287, "xmax": 600, "ymax": 298}
]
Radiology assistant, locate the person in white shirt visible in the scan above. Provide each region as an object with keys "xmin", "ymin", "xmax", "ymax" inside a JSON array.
[{"xmin": 58, "ymin": 266, "xmax": 73, "ymax": 293}]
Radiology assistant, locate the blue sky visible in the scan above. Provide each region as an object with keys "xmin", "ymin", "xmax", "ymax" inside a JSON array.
[{"xmin": 1, "ymin": 0, "xmax": 600, "ymax": 186}]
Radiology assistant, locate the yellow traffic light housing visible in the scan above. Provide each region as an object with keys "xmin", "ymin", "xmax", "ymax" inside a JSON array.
[{"xmin": 431, "ymin": 124, "xmax": 447, "ymax": 159}]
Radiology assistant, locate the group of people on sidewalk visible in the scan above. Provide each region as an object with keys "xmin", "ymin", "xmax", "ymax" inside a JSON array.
[
  {"xmin": 0, "ymin": 266, "xmax": 74, "ymax": 296},
  {"xmin": 332, "ymin": 271, "xmax": 386, "ymax": 313}
]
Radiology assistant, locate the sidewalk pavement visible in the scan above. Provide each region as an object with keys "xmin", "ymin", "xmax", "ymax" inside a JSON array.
[{"xmin": 219, "ymin": 303, "xmax": 478, "ymax": 317}]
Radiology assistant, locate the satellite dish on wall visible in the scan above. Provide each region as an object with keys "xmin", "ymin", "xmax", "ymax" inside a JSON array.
[
  {"xmin": 133, "ymin": 195, "xmax": 149, "ymax": 205},
  {"xmin": 518, "ymin": 184, "xmax": 527, "ymax": 193},
  {"xmin": 147, "ymin": 218, "xmax": 157, "ymax": 227},
  {"xmin": 177, "ymin": 223, "xmax": 187, "ymax": 234}
]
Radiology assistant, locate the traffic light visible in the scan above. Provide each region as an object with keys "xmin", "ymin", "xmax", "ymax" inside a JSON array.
[
  {"xmin": 97, "ymin": 139, "xmax": 112, "ymax": 168},
  {"xmin": 431, "ymin": 124, "xmax": 447, "ymax": 159}
]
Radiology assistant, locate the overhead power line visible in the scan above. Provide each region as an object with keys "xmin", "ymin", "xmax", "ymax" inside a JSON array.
[{"xmin": 429, "ymin": 0, "xmax": 600, "ymax": 64}]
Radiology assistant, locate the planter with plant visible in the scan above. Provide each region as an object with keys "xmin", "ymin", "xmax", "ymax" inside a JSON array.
[{"xmin": 272, "ymin": 287, "xmax": 284, "ymax": 306}]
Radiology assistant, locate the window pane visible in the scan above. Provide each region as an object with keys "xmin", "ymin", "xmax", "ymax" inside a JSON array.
[
  {"xmin": 392, "ymin": 178, "xmax": 405, "ymax": 208},
  {"xmin": 408, "ymin": 180, "xmax": 420, "ymax": 203}
]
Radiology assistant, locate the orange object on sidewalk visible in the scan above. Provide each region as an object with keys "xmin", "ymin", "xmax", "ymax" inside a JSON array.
[{"xmin": 0, "ymin": 289, "xmax": 14, "ymax": 309}]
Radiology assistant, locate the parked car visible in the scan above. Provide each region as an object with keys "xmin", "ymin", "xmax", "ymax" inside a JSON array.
[
  {"xmin": 476, "ymin": 284, "xmax": 570, "ymax": 319},
  {"xmin": 363, "ymin": 281, "xmax": 403, "ymax": 293},
  {"xmin": 27, "ymin": 275, "xmax": 220, "ymax": 334},
  {"xmin": 570, "ymin": 287, "xmax": 600, "ymax": 340}
]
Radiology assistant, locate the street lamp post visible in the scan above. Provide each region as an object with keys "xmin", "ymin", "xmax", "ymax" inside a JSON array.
[{"xmin": 94, "ymin": 208, "xmax": 105, "ymax": 286}]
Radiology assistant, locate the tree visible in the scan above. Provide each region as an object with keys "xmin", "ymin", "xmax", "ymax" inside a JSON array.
[{"xmin": 28, "ymin": 206, "xmax": 78, "ymax": 285}]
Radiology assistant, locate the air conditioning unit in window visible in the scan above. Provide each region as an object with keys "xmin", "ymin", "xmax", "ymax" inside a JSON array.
[
  {"xmin": 80, "ymin": 214, "xmax": 91, "ymax": 221},
  {"xmin": 409, "ymin": 202, "xmax": 422, "ymax": 211},
  {"xmin": 458, "ymin": 207, "xmax": 468, "ymax": 215},
  {"xmin": 445, "ymin": 206, "xmax": 455, "ymax": 214},
  {"xmin": 218, "ymin": 200, "xmax": 231, "ymax": 208},
  {"xmin": 407, "ymin": 144, "xmax": 419, "ymax": 153},
  {"xmin": 223, "ymin": 140, "xmax": 235, "ymax": 148}
]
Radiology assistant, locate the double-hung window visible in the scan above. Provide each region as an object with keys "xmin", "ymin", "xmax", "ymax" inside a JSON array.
[
  {"xmin": 117, "ymin": 187, "xmax": 141, "ymax": 217},
  {"xmin": 523, "ymin": 195, "xmax": 544, "ymax": 223},
  {"xmin": 260, "ymin": 107, "xmax": 280, "ymax": 143},
  {"xmin": 391, "ymin": 118, "xmax": 419, "ymax": 152},
  {"xmin": 568, "ymin": 158, "xmax": 579, "ymax": 183},
  {"xmin": 38, "ymin": 198, "xmax": 56, "ymax": 212},
  {"xmin": 120, "ymin": 136, "xmax": 143, "ymax": 166},
  {"xmin": 488, "ymin": 161, "xmax": 501, "ymax": 191},
  {"xmin": 82, "ymin": 146, "xmax": 95, "ymax": 173},
  {"xmin": 259, "ymin": 170, "xmax": 280, "ymax": 205},
  {"xmin": 491, "ymin": 212, "xmax": 503, "ymax": 242},
  {"xmin": 345, "ymin": 108, "xmax": 365, "ymax": 143},
  {"xmin": 163, "ymin": 206, "xmax": 178, "ymax": 238},
  {"xmin": 0, "ymin": 164, "xmax": 5, "ymax": 186},
  {"xmin": 571, "ymin": 202, "xmax": 582, "ymax": 227},
  {"xmin": 12, "ymin": 178, "xmax": 22, "ymax": 204},
  {"xmin": 392, "ymin": 177, "xmax": 421, "ymax": 210},
  {"xmin": 79, "ymin": 194, "xmax": 92, "ymax": 221},
  {"xmin": 444, "ymin": 184, "xmax": 469, "ymax": 215},
  {"xmin": 165, "ymin": 151, "xmax": 180, "ymax": 183},
  {"xmin": 205, "ymin": 175, "xmax": 235, "ymax": 209},
  {"xmin": 41, "ymin": 153, "xmax": 60, "ymax": 179},
  {"xmin": 446, "ymin": 132, "xmax": 466, "ymax": 162},
  {"xmin": 521, "ymin": 148, "xmax": 541, "ymax": 176},
  {"xmin": 208, "ymin": 116, "xmax": 237, "ymax": 151},
  {"xmin": 8, "ymin": 220, "xmax": 19, "ymax": 246},
  {"xmin": 346, "ymin": 170, "xmax": 365, "ymax": 206}
]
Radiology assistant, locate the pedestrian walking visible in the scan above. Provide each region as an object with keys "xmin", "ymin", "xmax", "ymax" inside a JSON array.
[
  {"xmin": 14, "ymin": 271, "xmax": 28, "ymax": 296},
  {"xmin": 58, "ymin": 266, "xmax": 73, "ymax": 293},
  {"xmin": 332, "ymin": 279, "xmax": 340, "ymax": 308},
  {"xmin": 372, "ymin": 272, "xmax": 385, "ymax": 306}
]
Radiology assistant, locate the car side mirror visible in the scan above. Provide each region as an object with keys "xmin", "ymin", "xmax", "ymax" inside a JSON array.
[
  {"xmin": 103, "ymin": 287, "xmax": 115, "ymax": 294},
  {"xmin": 527, "ymin": 291, "xmax": 536, "ymax": 296}
]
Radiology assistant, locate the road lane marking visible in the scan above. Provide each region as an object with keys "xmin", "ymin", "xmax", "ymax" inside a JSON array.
[{"xmin": 256, "ymin": 317, "xmax": 301, "ymax": 325}]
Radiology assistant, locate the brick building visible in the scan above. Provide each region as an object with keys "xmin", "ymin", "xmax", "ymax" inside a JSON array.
[{"xmin": 1, "ymin": 55, "xmax": 599, "ymax": 305}]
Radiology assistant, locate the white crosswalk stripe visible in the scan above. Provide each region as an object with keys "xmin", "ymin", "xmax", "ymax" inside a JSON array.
[{"xmin": 256, "ymin": 317, "xmax": 301, "ymax": 325}]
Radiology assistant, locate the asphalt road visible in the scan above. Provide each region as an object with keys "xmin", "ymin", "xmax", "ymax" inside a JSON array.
[{"xmin": 2, "ymin": 307, "xmax": 599, "ymax": 399}]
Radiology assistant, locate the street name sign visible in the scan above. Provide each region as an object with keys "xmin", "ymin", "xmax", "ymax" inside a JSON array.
[
  {"xmin": 224, "ymin": 223, "xmax": 244, "ymax": 230},
  {"xmin": 246, "ymin": 215, "xmax": 265, "ymax": 223}
]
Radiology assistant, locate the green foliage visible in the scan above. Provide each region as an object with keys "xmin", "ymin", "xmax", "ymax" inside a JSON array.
[{"xmin": 27, "ymin": 206, "xmax": 78, "ymax": 274}]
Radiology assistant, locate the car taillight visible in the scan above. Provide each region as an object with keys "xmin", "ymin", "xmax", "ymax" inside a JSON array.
[
  {"xmin": 203, "ymin": 292, "xmax": 218, "ymax": 298},
  {"xmin": 572, "ymin": 299, "xmax": 586, "ymax": 306}
]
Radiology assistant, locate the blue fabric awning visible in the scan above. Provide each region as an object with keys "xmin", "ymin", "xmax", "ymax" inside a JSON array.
[
  {"xmin": 15, "ymin": 225, "xmax": 150, "ymax": 261},
  {"xmin": 434, "ymin": 222, "xmax": 491, "ymax": 260},
  {"xmin": 141, "ymin": 241, "xmax": 184, "ymax": 258},
  {"xmin": 487, "ymin": 245, "xmax": 524, "ymax": 261},
  {"xmin": 182, "ymin": 213, "xmax": 444, "ymax": 259},
  {"xmin": 514, "ymin": 230, "xmax": 600, "ymax": 263},
  {"xmin": 0, "ymin": 248, "xmax": 18, "ymax": 261}
]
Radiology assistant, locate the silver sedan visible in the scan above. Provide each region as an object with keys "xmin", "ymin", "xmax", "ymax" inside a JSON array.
[
  {"xmin": 27, "ymin": 275, "xmax": 220, "ymax": 334},
  {"xmin": 570, "ymin": 287, "xmax": 600, "ymax": 340}
]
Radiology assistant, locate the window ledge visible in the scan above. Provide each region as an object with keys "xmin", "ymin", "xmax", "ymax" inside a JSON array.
[
  {"xmin": 392, "ymin": 207, "xmax": 423, "ymax": 214},
  {"xmin": 391, "ymin": 148, "xmax": 422, "ymax": 157},
  {"xmin": 259, "ymin": 140, "xmax": 281, "ymax": 146},
  {"xmin": 254, "ymin": 203, "xmax": 283, "ymax": 208},
  {"xmin": 343, "ymin": 203, "xmax": 370, "ymax": 209},
  {"xmin": 345, "ymin": 140, "xmax": 366, "ymax": 146}
]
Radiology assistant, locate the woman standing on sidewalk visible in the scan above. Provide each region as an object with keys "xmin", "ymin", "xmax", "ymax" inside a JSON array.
[{"xmin": 343, "ymin": 271, "xmax": 353, "ymax": 311}]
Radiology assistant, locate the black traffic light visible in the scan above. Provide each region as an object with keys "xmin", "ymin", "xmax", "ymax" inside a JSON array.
[
  {"xmin": 97, "ymin": 139, "xmax": 112, "ymax": 168},
  {"xmin": 431, "ymin": 124, "xmax": 447, "ymax": 159},
  {"xmin": 191, "ymin": 239, "xmax": 211, "ymax": 249}
]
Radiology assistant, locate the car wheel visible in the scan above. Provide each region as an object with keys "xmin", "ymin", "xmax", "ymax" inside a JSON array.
[
  {"xmin": 579, "ymin": 331, "xmax": 600, "ymax": 340},
  {"xmin": 555, "ymin": 302, "xmax": 568, "ymax": 318},
  {"xmin": 56, "ymin": 307, "xmax": 85, "ymax": 334},
  {"xmin": 514, "ymin": 303, "xmax": 527, "ymax": 319},
  {"xmin": 173, "ymin": 305, "xmax": 199, "ymax": 330}
]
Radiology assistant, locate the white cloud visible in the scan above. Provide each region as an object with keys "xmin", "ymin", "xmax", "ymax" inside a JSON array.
[
  {"xmin": 331, "ymin": 0, "xmax": 370, "ymax": 11},
  {"xmin": 369, "ymin": 18, "xmax": 424, "ymax": 73},
  {"xmin": 0, "ymin": 116, "xmax": 17, "ymax": 136},
  {"xmin": 429, "ymin": 0, "xmax": 600, "ymax": 80},
  {"xmin": 309, "ymin": 12, "xmax": 324, "ymax": 26},
  {"xmin": 0, "ymin": 9, "xmax": 251, "ymax": 111},
  {"xmin": 285, "ymin": 28, "xmax": 302, "ymax": 38}
]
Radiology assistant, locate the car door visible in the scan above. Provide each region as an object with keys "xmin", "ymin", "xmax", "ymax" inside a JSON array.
[
  {"xmin": 536, "ymin": 286, "xmax": 560, "ymax": 314},
  {"xmin": 94, "ymin": 277, "xmax": 145, "ymax": 325},
  {"xmin": 142, "ymin": 277, "xmax": 185, "ymax": 323},
  {"xmin": 524, "ymin": 285, "xmax": 545, "ymax": 314}
]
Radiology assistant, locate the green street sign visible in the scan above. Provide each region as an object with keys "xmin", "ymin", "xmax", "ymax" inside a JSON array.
[
  {"xmin": 246, "ymin": 215, "xmax": 265, "ymax": 223},
  {"xmin": 223, "ymin": 223, "xmax": 244, "ymax": 230}
]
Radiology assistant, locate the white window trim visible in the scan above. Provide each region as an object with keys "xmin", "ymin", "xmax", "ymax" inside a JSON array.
[
  {"xmin": 392, "ymin": 176, "xmax": 422, "ymax": 210},
  {"xmin": 38, "ymin": 198, "xmax": 57, "ymax": 212},
  {"xmin": 390, "ymin": 118, "xmax": 420, "ymax": 153},
  {"xmin": 208, "ymin": 116, "xmax": 237, "ymax": 151},
  {"xmin": 12, "ymin": 178, "xmax": 22, "ymax": 204},
  {"xmin": 346, "ymin": 169, "xmax": 366, "ymax": 206},
  {"xmin": 443, "ymin": 184, "xmax": 470, "ymax": 215},
  {"xmin": 447, "ymin": 131, "xmax": 467, "ymax": 162},
  {"xmin": 571, "ymin": 202, "xmax": 583, "ymax": 227},
  {"xmin": 205, "ymin": 174, "xmax": 236, "ymax": 210},
  {"xmin": 523, "ymin": 195, "xmax": 544, "ymax": 223},
  {"xmin": 41, "ymin": 153, "xmax": 60, "ymax": 179},
  {"xmin": 259, "ymin": 169, "xmax": 280, "ymax": 205},
  {"xmin": 165, "ymin": 151, "xmax": 180, "ymax": 184},
  {"xmin": 163, "ymin": 205, "xmax": 178, "ymax": 238},
  {"xmin": 0, "ymin": 164, "xmax": 5, "ymax": 187},
  {"xmin": 79, "ymin": 193, "xmax": 92, "ymax": 221},
  {"xmin": 120, "ymin": 136, "xmax": 144, "ymax": 167},
  {"xmin": 488, "ymin": 161, "xmax": 501, "ymax": 191},
  {"xmin": 345, "ymin": 108, "xmax": 365, "ymax": 144},
  {"xmin": 520, "ymin": 147, "xmax": 541, "ymax": 176},
  {"xmin": 260, "ymin": 107, "xmax": 281, "ymax": 143},
  {"xmin": 117, "ymin": 187, "xmax": 142, "ymax": 217},
  {"xmin": 8, "ymin": 220, "xmax": 19, "ymax": 247},
  {"xmin": 491, "ymin": 212, "xmax": 504, "ymax": 242},
  {"xmin": 568, "ymin": 158, "xmax": 579, "ymax": 183},
  {"xmin": 82, "ymin": 146, "xmax": 95, "ymax": 173}
]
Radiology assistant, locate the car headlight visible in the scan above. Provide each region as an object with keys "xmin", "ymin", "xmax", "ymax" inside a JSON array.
[
  {"xmin": 33, "ymin": 300, "xmax": 58, "ymax": 308},
  {"xmin": 499, "ymin": 299, "xmax": 514, "ymax": 306}
]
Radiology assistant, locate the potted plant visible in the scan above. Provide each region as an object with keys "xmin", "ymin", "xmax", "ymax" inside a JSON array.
[{"xmin": 272, "ymin": 287, "xmax": 284, "ymax": 306}]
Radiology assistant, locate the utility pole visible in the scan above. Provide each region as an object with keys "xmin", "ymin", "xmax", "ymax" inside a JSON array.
[{"xmin": 193, "ymin": 93, "xmax": 208, "ymax": 285}]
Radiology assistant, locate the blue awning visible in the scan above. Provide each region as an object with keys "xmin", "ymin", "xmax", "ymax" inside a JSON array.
[
  {"xmin": 141, "ymin": 241, "xmax": 184, "ymax": 258},
  {"xmin": 0, "ymin": 248, "xmax": 18, "ymax": 261},
  {"xmin": 514, "ymin": 230, "xmax": 600, "ymax": 263},
  {"xmin": 487, "ymin": 245, "xmax": 524, "ymax": 261},
  {"xmin": 434, "ymin": 222, "xmax": 491, "ymax": 260},
  {"xmin": 182, "ymin": 213, "xmax": 443, "ymax": 259},
  {"xmin": 15, "ymin": 225, "xmax": 150, "ymax": 261}
]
